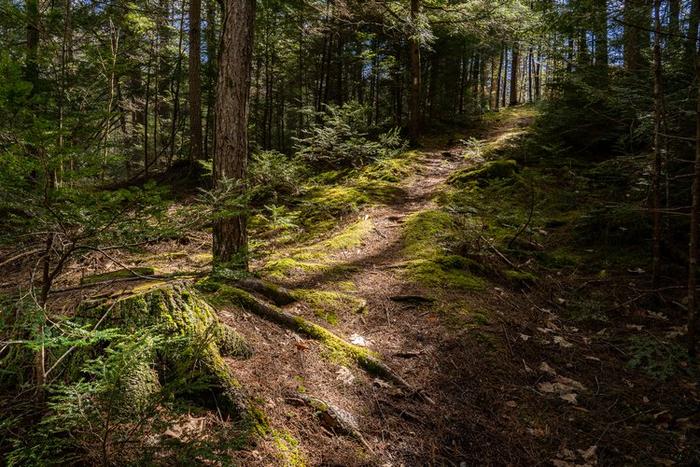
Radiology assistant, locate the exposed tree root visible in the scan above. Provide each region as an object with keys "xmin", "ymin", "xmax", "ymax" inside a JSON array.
[
  {"xmin": 198, "ymin": 279, "xmax": 431, "ymax": 400},
  {"xmin": 286, "ymin": 393, "xmax": 373, "ymax": 452},
  {"xmin": 232, "ymin": 277, "xmax": 297, "ymax": 306}
]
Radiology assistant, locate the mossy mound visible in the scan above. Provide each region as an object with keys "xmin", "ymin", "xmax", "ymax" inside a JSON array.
[
  {"xmin": 401, "ymin": 210, "xmax": 487, "ymax": 291},
  {"xmin": 73, "ymin": 282, "xmax": 252, "ymax": 417},
  {"xmin": 448, "ymin": 159, "xmax": 518, "ymax": 185}
]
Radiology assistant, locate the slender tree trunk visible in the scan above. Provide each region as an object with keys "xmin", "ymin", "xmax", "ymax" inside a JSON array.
[
  {"xmin": 25, "ymin": 0, "xmax": 40, "ymax": 86},
  {"xmin": 408, "ymin": 0, "xmax": 421, "ymax": 145},
  {"xmin": 189, "ymin": 0, "xmax": 203, "ymax": 162},
  {"xmin": 624, "ymin": 0, "xmax": 649, "ymax": 72},
  {"xmin": 168, "ymin": 1, "xmax": 185, "ymax": 167},
  {"xmin": 213, "ymin": 0, "xmax": 255, "ymax": 268},
  {"xmin": 502, "ymin": 47, "xmax": 509, "ymax": 107},
  {"xmin": 509, "ymin": 44, "xmax": 519, "ymax": 106},
  {"xmin": 688, "ymin": 44, "xmax": 700, "ymax": 358},
  {"xmin": 651, "ymin": 0, "xmax": 664, "ymax": 288},
  {"xmin": 495, "ymin": 44, "xmax": 503, "ymax": 110},
  {"xmin": 204, "ymin": 0, "xmax": 217, "ymax": 160},
  {"xmin": 594, "ymin": 0, "xmax": 608, "ymax": 79},
  {"xmin": 687, "ymin": 0, "xmax": 699, "ymax": 71}
]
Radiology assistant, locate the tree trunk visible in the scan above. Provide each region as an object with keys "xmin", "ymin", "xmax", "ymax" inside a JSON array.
[
  {"xmin": 623, "ymin": 0, "xmax": 649, "ymax": 72},
  {"xmin": 495, "ymin": 44, "xmax": 503, "ymax": 110},
  {"xmin": 687, "ymin": 0, "xmax": 699, "ymax": 71},
  {"xmin": 408, "ymin": 0, "xmax": 421, "ymax": 145},
  {"xmin": 651, "ymin": 0, "xmax": 664, "ymax": 288},
  {"xmin": 189, "ymin": 0, "xmax": 203, "ymax": 163},
  {"xmin": 212, "ymin": 0, "xmax": 255, "ymax": 268},
  {"xmin": 509, "ymin": 44, "xmax": 519, "ymax": 106},
  {"xmin": 688, "ymin": 30, "xmax": 700, "ymax": 358},
  {"xmin": 594, "ymin": 0, "xmax": 608, "ymax": 79}
]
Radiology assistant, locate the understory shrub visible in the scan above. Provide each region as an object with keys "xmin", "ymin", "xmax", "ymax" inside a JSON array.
[{"xmin": 295, "ymin": 102, "xmax": 405, "ymax": 169}]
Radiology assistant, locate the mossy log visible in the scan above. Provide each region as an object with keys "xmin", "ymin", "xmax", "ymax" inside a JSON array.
[
  {"xmin": 74, "ymin": 282, "xmax": 251, "ymax": 419},
  {"xmin": 198, "ymin": 279, "xmax": 424, "ymax": 397}
]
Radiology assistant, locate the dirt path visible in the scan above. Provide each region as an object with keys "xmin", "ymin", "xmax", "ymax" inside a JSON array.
[{"xmin": 223, "ymin": 116, "xmax": 536, "ymax": 465}]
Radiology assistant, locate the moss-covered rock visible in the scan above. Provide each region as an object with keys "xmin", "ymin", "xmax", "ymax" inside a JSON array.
[{"xmin": 448, "ymin": 159, "xmax": 518, "ymax": 185}]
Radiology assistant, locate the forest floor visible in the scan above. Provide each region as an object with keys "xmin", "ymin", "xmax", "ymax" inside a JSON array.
[
  {"xmin": 19, "ymin": 108, "xmax": 699, "ymax": 465},
  {"xmin": 218, "ymin": 108, "xmax": 697, "ymax": 465}
]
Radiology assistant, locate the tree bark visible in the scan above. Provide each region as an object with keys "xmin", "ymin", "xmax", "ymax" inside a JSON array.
[
  {"xmin": 651, "ymin": 0, "xmax": 664, "ymax": 288},
  {"xmin": 212, "ymin": 0, "xmax": 255, "ymax": 268},
  {"xmin": 408, "ymin": 0, "xmax": 421, "ymax": 145},
  {"xmin": 189, "ymin": 0, "xmax": 203, "ymax": 163},
  {"xmin": 594, "ymin": 0, "xmax": 608, "ymax": 79},
  {"xmin": 688, "ymin": 36, "xmax": 700, "ymax": 358},
  {"xmin": 509, "ymin": 44, "xmax": 519, "ymax": 106}
]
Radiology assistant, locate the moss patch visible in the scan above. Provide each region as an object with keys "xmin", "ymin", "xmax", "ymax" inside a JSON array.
[
  {"xmin": 262, "ymin": 219, "xmax": 372, "ymax": 280},
  {"xmin": 401, "ymin": 210, "xmax": 487, "ymax": 291},
  {"xmin": 81, "ymin": 266, "xmax": 156, "ymax": 285},
  {"xmin": 448, "ymin": 159, "xmax": 518, "ymax": 185},
  {"xmin": 292, "ymin": 289, "xmax": 366, "ymax": 324}
]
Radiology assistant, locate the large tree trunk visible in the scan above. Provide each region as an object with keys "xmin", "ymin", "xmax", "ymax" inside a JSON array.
[
  {"xmin": 509, "ymin": 44, "xmax": 519, "ymax": 106},
  {"xmin": 213, "ymin": 0, "xmax": 255, "ymax": 268},
  {"xmin": 408, "ymin": 0, "xmax": 421, "ymax": 145},
  {"xmin": 189, "ymin": 0, "xmax": 203, "ymax": 163}
]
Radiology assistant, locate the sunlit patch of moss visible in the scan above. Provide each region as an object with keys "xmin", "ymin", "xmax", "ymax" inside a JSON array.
[
  {"xmin": 400, "ymin": 210, "xmax": 487, "ymax": 291},
  {"xmin": 271, "ymin": 429, "xmax": 306, "ymax": 467},
  {"xmin": 292, "ymin": 289, "xmax": 367, "ymax": 324},
  {"xmin": 302, "ymin": 185, "xmax": 369, "ymax": 221},
  {"xmin": 80, "ymin": 267, "xmax": 156, "ymax": 285},
  {"xmin": 334, "ymin": 280, "xmax": 357, "ymax": 292},
  {"xmin": 403, "ymin": 210, "xmax": 452, "ymax": 260},
  {"xmin": 320, "ymin": 218, "xmax": 372, "ymax": 250},
  {"xmin": 404, "ymin": 259, "xmax": 486, "ymax": 290},
  {"xmin": 447, "ymin": 159, "xmax": 518, "ymax": 186},
  {"xmin": 261, "ymin": 219, "xmax": 373, "ymax": 280}
]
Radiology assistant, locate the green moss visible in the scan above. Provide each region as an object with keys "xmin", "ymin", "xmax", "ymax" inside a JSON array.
[
  {"xmin": 261, "ymin": 219, "xmax": 372, "ymax": 280},
  {"xmin": 405, "ymin": 259, "xmax": 486, "ymax": 290},
  {"xmin": 203, "ymin": 282, "xmax": 386, "ymax": 377},
  {"xmin": 403, "ymin": 210, "xmax": 452, "ymax": 260},
  {"xmin": 292, "ymin": 289, "xmax": 366, "ymax": 324},
  {"xmin": 401, "ymin": 211, "xmax": 486, "ymax": 290},
  {"xmin": 80, "ymin": 267, "xmax": 156, "ymax": 285},
  {"xmin": 271, "ymin": 429, "xmax": 306, "ymax": 467},
  {"xmin": 75, "ymin": 283, "xmax": 250, "ymax": 419},
  {"xmin": 320, "ymin": 218, "xmax": 372, "ymax": 250},
  {"xmin": 503, "ymin": 269, "xmax": 537, "ymax": 286},
  {"xmin": 448, "ymin": 159, "xmax": 518, "ymax": 185}
]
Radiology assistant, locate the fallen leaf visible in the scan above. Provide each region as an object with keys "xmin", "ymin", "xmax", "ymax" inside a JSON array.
[
  {"xmin": 554, "ymin": 336, "xmax": 573, "ymax": 348},
  {"xmin": 560, "ymin": 393, "xmax": 578, "ymax": 404},
  {"xmin": 540, "ymin": 362, "xmax": 557, "ymax": 375}
]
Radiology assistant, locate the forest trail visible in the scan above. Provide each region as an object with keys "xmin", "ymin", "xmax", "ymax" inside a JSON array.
[{"xmin": 225, "ymin": 111, "xmax": 538, "ymax": 465}]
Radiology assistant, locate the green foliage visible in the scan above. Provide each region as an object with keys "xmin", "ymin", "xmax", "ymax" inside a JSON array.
[
  {"xmin": 295, "ymin": 102, "xmax": 406, "ymax": 169},
  {"xmin": 248, "ymin": 150, "xmax": 305, "ymax": 203},
  {"xmin": 626, "ymin": 336, "xmax": 688, "ymax": 381}
]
